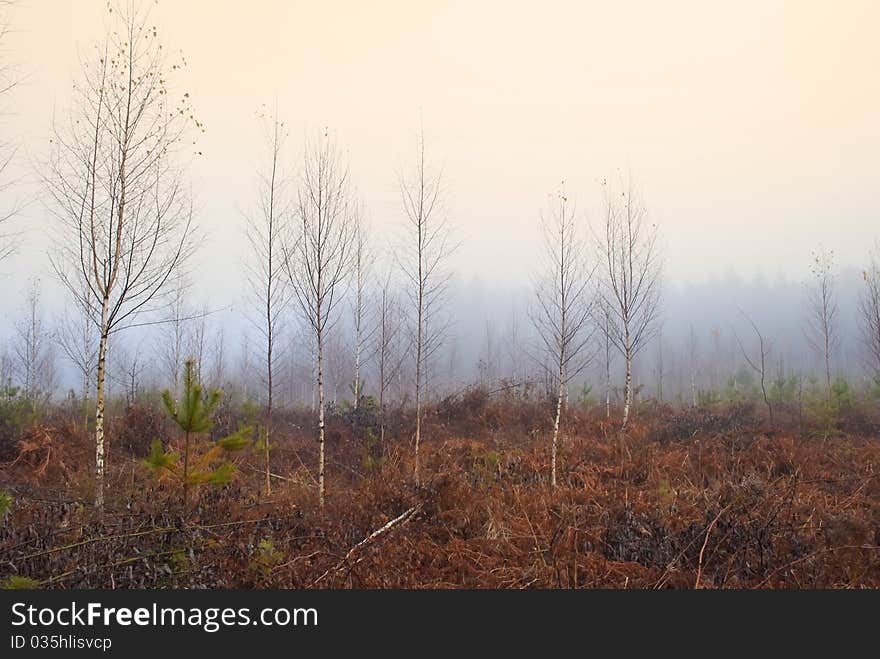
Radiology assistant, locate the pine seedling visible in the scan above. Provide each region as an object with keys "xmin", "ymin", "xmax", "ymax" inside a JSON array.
[{"xmin": 144, "ymin": 358, "xmax": 252, "ymax": 509}]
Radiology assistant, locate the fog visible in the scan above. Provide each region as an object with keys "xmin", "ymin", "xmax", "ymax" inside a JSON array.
[{"xmin": 0, "ymin": 0, "xmax": 878, "ymax": 402}]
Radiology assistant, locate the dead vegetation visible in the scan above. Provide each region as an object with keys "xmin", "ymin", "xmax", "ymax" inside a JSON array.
[{"xmin": 1, "ymin": 398, "xmax": 878, "ymax": 589}]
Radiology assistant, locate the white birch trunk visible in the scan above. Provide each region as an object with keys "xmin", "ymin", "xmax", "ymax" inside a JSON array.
[
  {"xmin": 551, "ymin": 377, "xmax": 564, "ymax": 488},
  {"xmin": 622, "ymin": 346, "xmax": 632, "ymax": 432},
  {"xmin": 94, "ymin": 297, "xmax": 110, "ymax": 514},
  {"xmin": 317, "ymin": 328, "xmax": 326, "ymax": 508}
]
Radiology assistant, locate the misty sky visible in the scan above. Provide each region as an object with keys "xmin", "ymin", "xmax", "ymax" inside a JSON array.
[{"xmin": 1, "ymin": 0, "xmax": 879, "ymax": 323}]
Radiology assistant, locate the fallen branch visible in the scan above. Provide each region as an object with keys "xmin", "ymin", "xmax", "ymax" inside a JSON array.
[
  {"xmin": 694, "ymin": 504, "xmax": 731, "ymax": 589},
  {"xmin": 241, "ymin": 464, "xmax": 297, "ymax": 482},
  {"xmin": 311, "ymin": 504, "xmax": 422, "ymax": 587},
  {"xmin": 18, "ymin": 527, "xmax": 177, "ymax": 561},
  {"xmin": 654, "ymin": 504, "xmax": 732, "ymax": 590}
]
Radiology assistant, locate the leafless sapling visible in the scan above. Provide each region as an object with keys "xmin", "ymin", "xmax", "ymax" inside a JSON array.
[
  {"xmin": 374, "ymin": 269, "xmax": 406, "ymax": 445},
  {"xmin": 157, "ymin": 277, "xmax": 191, "ymax": 392},
  {"xmin": 284, "ymin": 131, "xmax": 354, "ymax": 507},
  {"xmin": 203, "ymin": 325, "xmax": 226, "ymax": 390},
  {"xmin": 530, "ymin": 185, "xmax": 595, "ymax": 488},
  {"xmin": 733, "ymin": 309, "xmax": 774, "ymax": 423},
  {"xmin": 350, "ymin": 204, "xmax": 376, "ymax": 410},
  {"xmin": 13, "ymin": 279, "xmax": 56, "ymax": 404},
  {"xmin": 46, "ymin": 2, "xmax": 199, "ymax": 513},
  {"xmin": 595, "ymin": 298, "xmax": 613, "ymax": 418},
  {"xmin": 503, "ymin": 311, "xmax": 527, "ymax": 398},
  {"xmin": 805, "ymin": 248, "xmax": 838, "ymax": 398},
  {"xmin": 596, "ymin": 176, "xmax": 662, "ymax": 433},
  {"xmin": 245, "ymin": 111, "xmax": 290, "ymax": 496},
  {"xmin": 684, "ymin": 325, "xmax": 699, "ymax": 407},
  {"xmin": 858, "ymin": 245, "xmax": 880, "ymax": 384},
  {"xmin": 398, "ymin": 128, "xmax": 453, "ymax": 487},
  {"xmin": 654, "ymin": 324, "xmax": 665, "ymax": 403}
]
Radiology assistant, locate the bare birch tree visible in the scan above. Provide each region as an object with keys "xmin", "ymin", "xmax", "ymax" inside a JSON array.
[
  {"xmin": 530, "ymin": 186, "xmax": 594, "ymax": 488},
  {"xmin": 245, "ymin": 111, "xmax": 290, "ymax": 495},
  {"xmin": 594, "ymin": 298, "xmax": 613, "ymax": 418},
  {"xmin": 504, "ymin": 311, "xmax": 527, "ymax": 396},
  {"xmin": 14, "ymin": 279, "xmax": 56, "ymax": 403},
  {"xmin": 859, "ymin": 245, "xmax": 880, "ymax": 382},
  {"xmin": 684, "ymin": 325, "xmax": 699, "ymax": 407},
  {"xmin": 207, "ymin": 326, "xmax": 225, "ymax": 389},
  {"xmin": 238, "ymin": 331, "xmax": 254, "ymax": 401},
  {"xmin": 121, "ymin": 346, "xmax": 145, "ymax": 405},
  {"xmin": 805, "ymin": 248, "xmax": 838, "ymax": 398},
  {"xmin": 596, "ymin": 176, "xmax": 661, "ymax": 433},
  {"xmin": 110, "ymin": 340, "xmax": 146, "ymax": 405},
  {"xmin": 654, "ymin": 325, "xmax": 665, "ymax": 403},
  {"xmin": 158, "ymin": 277, "xmax": 191, "ymax": 391},
  {"xmin": 734, "ymin": 310, "xmax": 773, "ymax": 423},
  {"xmin": 398, "ymin": 129, "xmax": 452, "ymax": 486},
  {"xmin": 327, "ymin": 333, "xmax": 348, "ymax": 404},
  {"xmin": 478, "ymin": 321, "xmax": 499, "ymax": 388},
  {"xmin": 190, "ymin": 302, "xmax": 210, "ymax": 381},
  {"xmin": 284, "ymin": 131, "xmax": 354, "ymax": 507},
  {"xmin": 374, "ymin": 269, "xmax": 406, "ymax": 445},
  {"xmin": 46, "ymin": 2, "xmax": 199, "ymax": 513},
  {"xmin": 350, "ymin": 204, "xmax": 375, "ymax": 410}
]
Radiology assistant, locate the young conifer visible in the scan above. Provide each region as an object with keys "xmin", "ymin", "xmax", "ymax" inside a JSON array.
[{"xmin": 145, "ymin": 358, "xmax": 251, "ymax": 510}]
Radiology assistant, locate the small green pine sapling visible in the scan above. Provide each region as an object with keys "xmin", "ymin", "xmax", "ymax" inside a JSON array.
[{"xmin": 144, "ymin": 358, "xmax": 252, "ymax": 510}]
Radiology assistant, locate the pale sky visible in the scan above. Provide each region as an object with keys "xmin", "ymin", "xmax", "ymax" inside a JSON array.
[{"xmin": 2, "ymin": 0, "xmax": 879, "ymax": 309}]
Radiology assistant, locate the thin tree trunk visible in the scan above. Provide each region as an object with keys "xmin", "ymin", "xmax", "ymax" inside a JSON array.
[
  {"xmin": 604, "ymin": 321, "xmax": 611, "ymax": 419},
  {"xmin": 183, "ymin": 429, "xmax": 190, "ymax": 510},
  {"xmin": 551, "ymin": 376, "xmax": 564, "ymax": 488},
  {"xmin": 317, "ymin": 327, "xmax": 326, "ymax": 508},
  {"xmin": 379, "ymin": 392, "xmax": 385, "ymax": 445},
  {"xmin": 353, "ymin": 274, "xmax": 361, "ymax": 410},
  {"xmin": 354, "ymin": 340, "xmax": 360, "ymax": 410},
  {"xmin": 379, "ymin": 347, "xmax": 386, "ymax": 445},
  {"xmin": 94, "ymin": 326, "xmax": 109, "ymax": 515},
  {"xmin": 824, "ymin": 333, "xmax": 832, "ymax": 399},
  {"xmin": 83, "ymin": 367, "xmax": 90, "ymax": 432},
  {"xmin": 622, "ymin": 346, "xmax": 632, "ymax": 432},
  {"xmin": 797, "ymin": 377, "xmax": 804, "ymax": 431},
  {"xmin": 414, "ymin": 380, "xmax": 421, "ymax": 488},
  {"xmin": 266, "ymin": 321, "xmax": 273, "ymax": 497},
  {"xmin": 264, "ymin": 437, "xmax": 271, "ymax": 496},
  {"xmin": 761, "ymin": 379, "xmax": 772, "ymax": 424},
  {"xmin": 414, "ymin": 277, "xmax": 423, "ymax": 488},
  {"xmin": 93, "ymin": 291, "xmax": 111, "ymax": 515}
]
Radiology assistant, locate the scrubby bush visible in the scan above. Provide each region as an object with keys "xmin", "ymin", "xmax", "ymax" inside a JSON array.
[
  {"xmin": 0, "ymin": 382, "xmax": 40, "ymax": 459},
  {"xmin": 697, "ymin": 389, "xmax": 723, "ymax": 406},
  {"xmin": 831, "ymin": 378, "xmax": 853, "ymax": 414},
  {"xmin": 115, "ymin": 401, "xmax": 167, "ymax": 457},
  {"xmin": 769, "ymin": 375, "xmax": 799, "ymax": 405}
]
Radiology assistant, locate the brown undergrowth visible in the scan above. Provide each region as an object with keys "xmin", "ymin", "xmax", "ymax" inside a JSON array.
[{"xmin": 1, "ymin": 400, "xmax": 878, "ymax": 588}]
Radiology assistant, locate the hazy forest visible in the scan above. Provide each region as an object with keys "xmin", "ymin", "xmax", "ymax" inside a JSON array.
[{"xmin": 0, "ymin": 1, "xmax": 878, "ymax": 589}]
